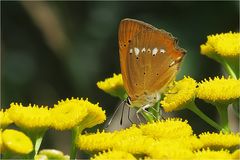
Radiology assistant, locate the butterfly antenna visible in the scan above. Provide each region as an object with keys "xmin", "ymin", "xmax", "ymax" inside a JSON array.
[{"xmin": 106, "ymin": 100, "xmax": 126, "ymax": 128}]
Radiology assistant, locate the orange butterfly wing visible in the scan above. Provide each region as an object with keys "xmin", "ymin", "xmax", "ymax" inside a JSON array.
[{"xmin": 118, "ymin": 18, "xmax": 186, "ymax": 101}]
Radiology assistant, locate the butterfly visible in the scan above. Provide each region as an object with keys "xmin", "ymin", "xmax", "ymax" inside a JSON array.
[{"xmin": 118, "ymin": 18, "xmax": 186, "ymax": 118}]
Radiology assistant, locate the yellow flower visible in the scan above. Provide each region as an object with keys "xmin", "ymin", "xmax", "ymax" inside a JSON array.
[
  {"xmin": 50, "ymin": 98, "xmax": 88, "ymax": 130},
  {"xmin": 2, "ymin": 129, "xmax": 33, "ymax": 154},
  {"xmin": 232, "ymin": 149, "xmax": 240, "ymax": 159},
  {"xmin": 91, "ymin": 150, "xmax": 136, "ymax": 160},
  {"xmin": 200, "ymin": 31, "xmax": 240, "ymax": 57},
  {"xmin": 194, "ymin": 149, "xmax": 232, "ymax": 159},
  {"xmin": 197, "ymin": 76, "xmax": 240, "ymax": 104},
  {"xmin": 7, "ymin": 103, "xmax": 51, "ymax": 131},
  {"xmin": 160, "ymin": 77, "xmax": 197, "ymax": 112},
  {"xmin": 140, "ymin": 118, "xmax": 193, "ymax": 139},
  {"xmin": 199, "ymin": 132, "xmax": 240, "ymax": 149},
  {"xmin": 97, "ymin": 73, "xmax": 126, "ymax": 99},
  {"xmin": 77, "ymin": 130, "xmax": 114, "ymax": 151},
  {"xmin": 78, "ymin": 98, "xmax": 106, "ymax": 129},
  {"xmin": 77, "ymin": 125, "xmax": 142, "ymax": 152},
  {"xmin": 0, "ymin": 109, "xmax": 13, "ymax": 129}
]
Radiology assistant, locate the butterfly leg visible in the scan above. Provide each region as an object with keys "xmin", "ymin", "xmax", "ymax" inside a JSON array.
[{"xmin": 136, "ymin": 104, "xmax": 157, "ymax": 123}]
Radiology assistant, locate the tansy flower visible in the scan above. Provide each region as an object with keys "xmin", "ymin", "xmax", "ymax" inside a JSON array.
[
  {"xmin": 200, "ymin": 31, "xmax": 240, "ymax": 57},
  {"xmin": 194, "ymin": 149, "xmax": 232, "ymax": 159},
  {"xmin": 2, "ymin": 129, "xmax": 33, "ymax": 154},
  {"xmin": 197, "ymin": 76, "xmax": 240, "ymax": 104},
  {"xmin": 78, "ymin": 126, "xmax": 154, "ymax": 155},
  {"xmin": 50, "ymin": 98, "xmax": 88, "ymax": 130},
  {"xmin": 77, "ymin": 98, "xmax": 106, "ymax": 129},
  {"xmin": 77, "ymin": 131, "xmax": 114, "ymax": 151},
  {"xmin": 91, "ymin": 150, "xmax": 136, "ymax": 160},
  {"xmin": 199, "ymin": 132, "xmax": 240, "ymax": 149},
  {"xmin": 140, "ymin": 118, "xmax": 193, "ymax": 139},
  {"xmin": 160, "ymin": 77, "xmax": 197, "ymax": 112},
  {"xmin": 7, "ymin": 103, "xmax": 51, "ymax": 131},
  {"xmin": 77, "ymin": 125, "xmax": 143, "ymax": 152},
  {"xmin": 0, "ymin": 109, "xmax": 13, "ymax": 129},
  {"xmin": 97, "ymin": 73, "xmax": 127, "ymax": 99}
]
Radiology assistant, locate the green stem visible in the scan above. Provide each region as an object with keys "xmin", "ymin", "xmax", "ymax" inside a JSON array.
[
  {"xmin": 34, "ymin": 134, "xmax": 44, "ymax": 155},
  {"xmin": 70, "ymin": 126, "xmax": 84, "ymax": 159},
  {"xmin": 215, "ymin": 104, "xmax": 230, "ymax": 132},
  {"xmin": 221, "ymin": 58, "xmax": 237, "ymax": 79},
  {"xmin": 187, "ymin": 102, "xmax": 222, "ymax": 131},
  {"xmin": 27, "ymin": 129, "xmax": 46, "ymax": 158}
]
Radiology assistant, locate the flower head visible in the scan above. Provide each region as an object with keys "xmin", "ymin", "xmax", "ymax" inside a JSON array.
[
  {"xmin": 7, "ymin": 103, "xmax": 51, "ymax": 131},
  {"xmin": 194, "ymin": 149, "xmax": 231, "ymax": 159},
  {"xmin": 97, "ymin": 73, "xmax": 127, "ymax": 99},
  {"xmin": 200, "ymin": 31, "xmax": 240, "ymax": 57},
  {"xmin": 50, "ymin": 98, "xmax": 88, "ymax": 130},
  {"xmin": 91, "ymin": 150, "xmax": 136, "ymax": 160},
  {"xmin": 0, "ymin": 109, "xmax": 13, "ymax": 129},
  {"xmin": 77, "ymin": 125, "xmax": 143, "ymax": 152},
  {"xmin": 77, "ymin": 130, "xmax": 114, "ymax": 151},
  {"xmin": 197, "ymin": 76, "xmax": 240, "ymax": 104},
  {"xmin": 74, "ymin": 98, "xmax": 106, "ymax": 129},
  {"xmin": 140, "ymin": 118, "xmax": 193, "ymax": 139},
  {"xmin": 199, "ymin": 132, "xmax": 240, "ymax": 149},
  {"xmin": 2, "ymin": 129, "xmax": 33, "ymax": 154},
  {"xmin": 160, "ymin": 77, "xmax": 197, "ymax": 112}
]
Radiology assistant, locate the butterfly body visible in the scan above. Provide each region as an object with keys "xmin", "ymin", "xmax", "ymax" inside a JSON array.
[{"xmin": 118, "ymin": 18, "xmax": 186, "ymax": 109}]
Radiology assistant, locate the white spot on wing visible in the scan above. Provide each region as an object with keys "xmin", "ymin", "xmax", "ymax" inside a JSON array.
[
  {"xmin": 141, "ymin": 48, "xmax": 146, "ymax": 53},
  {"xmin": 147, "ymin": 48, "xmax": 151, "ymax": 53},
  {"xmin": 129, "ymin": 48, "xmax": 133, "ymax": 54},
  {"xmin": 134, "ymin": 47, "xmax": 140, "ymax": 56},
  {"xmin": 152, "ymin": 48, "xmax": 158, "ymax": 56},
  {"xmin": 160, "ymin": 48, "xmax": 166, "ymax": 54}
]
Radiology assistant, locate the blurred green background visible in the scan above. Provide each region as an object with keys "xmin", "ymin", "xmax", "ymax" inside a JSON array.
[{"xmin": 1, "ymin": 1, "xmax": 239, "ymax": 156}]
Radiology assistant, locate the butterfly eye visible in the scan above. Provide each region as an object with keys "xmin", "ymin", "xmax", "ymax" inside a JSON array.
[{"xmin": 128, "ymin": 40, "xmax": 131, "ymax": 43}]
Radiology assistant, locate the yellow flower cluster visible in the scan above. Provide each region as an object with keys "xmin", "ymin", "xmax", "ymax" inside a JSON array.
[
  {"xmin": 197, "ymin": 76, "xmax": 240, "ymax": 103},
  {"xmin": 6, "ymin": 98, "xmax": 106, "ymax": 131},
  {"xmin": 97, "ymin": 73, "xmax": 126, "ymax": 99},
  {"xmin": 77, "ymin": 118, "xmax": 240, "ymax": 159},
  {"xmin": 160, "ymin": 76, "xmax": 240, "ymax": 112},
  {"xmin": 160, "ymin": 76, "xmax": 197, "ymax": 112},
  {"xmin": 1, "ymin": 129, "xmax": 33, "ymax": 154},
  {"xmin": 0, "ymin": 109, "xmax": 13, "ymax": 129},
  {"xmin": 200, "ymin": 31, "xmax": 240, "ymax": 57}
]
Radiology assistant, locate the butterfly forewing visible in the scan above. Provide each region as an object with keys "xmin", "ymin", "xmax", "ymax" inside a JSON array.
[
  {"xmin": 118, "ymin": 19, "xmax": 155, "ymax": 98},
  {"xmin": 118, "ymin": 18, "xmax": 185, "ymax": 102}
]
